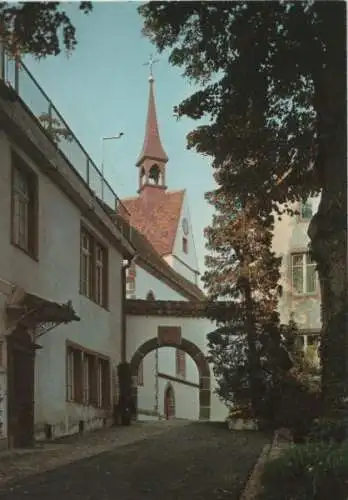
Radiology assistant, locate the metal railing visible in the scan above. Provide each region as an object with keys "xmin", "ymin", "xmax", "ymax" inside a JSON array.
[{"xmin": 0, "ymin": 46, "xmax": 131, "ymax": 240}]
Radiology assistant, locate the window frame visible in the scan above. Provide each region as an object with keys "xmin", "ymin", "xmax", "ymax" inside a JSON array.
[
  {"xmin": 95, "ymin": 242, "xmax": 106, "ymax": 306},
  {"xmin": 126, "ymin": 261, "xmax": 136, "ymax": 298},
  {"xmin": 66, "ymin": 341, "xmax": 111, "ymax": 409},
  {"xmin": 175, "ymin": 349, "xmax": 186, "ymax": 379},
  {"xmin": 11, "ymin": 150, "xmax": 38, "ymax": 259},
  {"xmin": 97, "ymin": 357, "xmax": 111, "ymax": 409},
  {"xmin": 80, "ymin": 225, "xmax": 109, "ymax": 309},
  {"xmin": 290, "ymin": 252, "xmax": 317, "ymax": 296},
  {"xmin": 66, "ymin": 347, "xmax": 74, "ymax": 402},
  {"xmin": 80, "ymin": 229, "xmax": 93, "ymax": 298}
]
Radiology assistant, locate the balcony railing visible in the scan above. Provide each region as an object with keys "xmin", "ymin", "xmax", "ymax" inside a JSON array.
[{"xmin": 0, "ymin": 45, "xmax": 131, "ymax": 240}]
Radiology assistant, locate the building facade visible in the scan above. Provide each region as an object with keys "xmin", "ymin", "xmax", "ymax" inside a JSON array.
[
  {"xmin": 0, "ymin": 49, "xmax": 229, "ymax": 449},
  {"xmin": 273, "ymin": 196, "xmax": 321, "ymax": 359},
  {"xmin": 0, "ymin": 51, "xmax": 135, "ymax": 447}
]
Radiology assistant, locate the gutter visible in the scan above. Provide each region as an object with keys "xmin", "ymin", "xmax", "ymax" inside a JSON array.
[{"xmin": 121, "ymin": 254, "xmax": 138, "ymax": 362}]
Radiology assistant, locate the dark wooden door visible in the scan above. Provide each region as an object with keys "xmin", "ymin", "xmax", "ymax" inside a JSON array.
[{"xmin": 7, "ymin": 328, "xmax": 35, "ymax": 448}]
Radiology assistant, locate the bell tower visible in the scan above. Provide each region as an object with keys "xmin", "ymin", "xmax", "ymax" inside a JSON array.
[{"xmin": 136, "ymin": 56, "xmax": 168, "ymax": 195}]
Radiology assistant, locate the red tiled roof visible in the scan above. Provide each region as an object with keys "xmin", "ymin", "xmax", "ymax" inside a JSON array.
[
  {"xmin": 122, "ymin": 189, "xmax": 185, "ymax": 256},
  {"xmin": 98, "ymin": 196, "xmax": 205, "ymax": 301}
]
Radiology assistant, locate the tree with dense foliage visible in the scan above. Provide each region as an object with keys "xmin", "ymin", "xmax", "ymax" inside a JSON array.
[
  {"xmin": 0, "ymin": 2, "xmax": 92, "ymax": 58},
  {"xmin": 139, "ymin": 1, "xmax": 347, "ymax": 411},
  {"xmin": 204, "ymin": 185, "xmax": 292, "ymax": 420}
]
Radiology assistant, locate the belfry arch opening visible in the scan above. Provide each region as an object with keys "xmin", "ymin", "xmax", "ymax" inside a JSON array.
[
  {"xmin": 149, "ymin": 164, "xmax": 161, "ymax": 185},
  {"xmin": 130, "ymin": 335, "xmax": 211, "ymax": 420}
]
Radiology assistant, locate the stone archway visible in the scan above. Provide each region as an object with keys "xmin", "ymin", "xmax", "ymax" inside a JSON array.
[{"xmin": 130, "ymin": 326, "xmax": 210, "ymax": 420}]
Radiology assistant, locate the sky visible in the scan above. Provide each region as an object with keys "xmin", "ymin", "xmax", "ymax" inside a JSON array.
[{"xmin": 23, "ymin": 2, "xmax": 215, "ymax": 279}]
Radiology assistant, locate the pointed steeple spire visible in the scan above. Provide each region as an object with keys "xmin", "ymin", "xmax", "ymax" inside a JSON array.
[
  {"xmin": 136, "ymin": 56, "xmax": 168, "ymax": 195},
  {"xmin": 136, "ymin": 58, "xmax": 168, "ymax": 167}
]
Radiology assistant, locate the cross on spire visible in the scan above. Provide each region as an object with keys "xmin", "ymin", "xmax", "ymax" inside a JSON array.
[{"xmin": 143, "ymin": 54, "xmax": 159, "ymax": 79}]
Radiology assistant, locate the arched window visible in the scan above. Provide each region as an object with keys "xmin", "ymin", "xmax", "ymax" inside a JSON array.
[{"xmin": 146, "ymin": 290, "xmax": 155, "ymax": 301}]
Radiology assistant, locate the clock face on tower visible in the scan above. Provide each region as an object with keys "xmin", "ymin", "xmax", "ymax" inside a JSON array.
[{"xmin": 182, "ymin": 217, "xmax": 189, "ymax": 236}]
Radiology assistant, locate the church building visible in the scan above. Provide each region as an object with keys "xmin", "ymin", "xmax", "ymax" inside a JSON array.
[{"xmin": 121, "ymin": 68, "xmax": 228, "ymax": 421}]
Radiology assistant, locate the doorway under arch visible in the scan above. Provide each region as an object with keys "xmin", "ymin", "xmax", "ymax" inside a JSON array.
[
  {"xmin": 164, "ymin": 383, "xmax": 175, "ymax": 420},
  {"xmin": 130, "ymin": 336, "xmax": 210, "ymax": 420}
]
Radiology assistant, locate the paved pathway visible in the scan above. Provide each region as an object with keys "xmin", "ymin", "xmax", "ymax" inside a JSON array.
[{"xmin": 0, "ymin": 421, "xmax": 269, "ymax": 499}]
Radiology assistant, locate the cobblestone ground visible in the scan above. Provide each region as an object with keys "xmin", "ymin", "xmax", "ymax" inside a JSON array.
[{"xmin": 0, "ymin": 421, "xmax": 269, "ymax": 500}]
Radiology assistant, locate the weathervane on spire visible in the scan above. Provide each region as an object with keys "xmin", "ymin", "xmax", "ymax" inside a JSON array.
[{"xmin": 143, "ymin": 53, "xmax": 159, "ymax": 80}]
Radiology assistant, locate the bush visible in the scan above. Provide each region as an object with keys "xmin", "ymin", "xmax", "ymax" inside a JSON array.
[
  {"xmin": 270, "ymin": 374, "xmax": 321, "ymax": 442},
  {"xmin": 307, "ymin": 417, "xmax": 348, "ymax": 444},
  {"xmin": 259, "ymin": 441, "xmax": 348, "ymax": 500}
]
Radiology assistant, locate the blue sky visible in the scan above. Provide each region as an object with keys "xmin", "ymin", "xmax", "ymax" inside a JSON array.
[{"xmin": 23, "ymin": 2, "xmax": 215, "ymax": 279}]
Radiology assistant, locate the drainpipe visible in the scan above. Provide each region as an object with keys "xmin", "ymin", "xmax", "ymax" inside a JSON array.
[{"xmin": 121, "ymin": 254, "xmax": 138, "ymax": 363}]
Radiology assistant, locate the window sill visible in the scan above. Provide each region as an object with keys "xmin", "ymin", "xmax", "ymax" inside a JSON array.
[
  {"xmin": 66, "ymin": 399, "xmax": 111, "ymax": 410},
  {"xmin": 291, "ymin": 292, "xmax": 319, "ymax": 298},
  {"xmin": 11, "ymin": 241, "xmax": 38, "ymax": 262},
  {"xmin": 79, "ymin": 291, "xmax": 109, "ymax": 311}
]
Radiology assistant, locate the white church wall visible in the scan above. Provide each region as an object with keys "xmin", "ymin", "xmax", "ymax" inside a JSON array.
[
  {"xmin": 0, "ymin": 133, "xmax": 125, "ymax": 440},
  {"xmin": 272, "ymin": 196, "xmax": 321, "ymax": 332},
  {"xmin": 164, "ymin": 255, "xmax": 200, "ymax": 286},
  {"xmin": 170, "ymin": 193, "xmax": 200, "ymax": 284},
  {"xmin": 137, "ymin": 350, "xmax": 157, "ymax": 418},
  {"xmin": 158, "ymin": 347, "xmax": 199, "ymax": 384},
  {"xmin": 158, "ymin": 376, "xmax": 200, "ymax": 420},
  {"xmin": 132, "ymin": 261, "xmax": 192, "ymax": 397},
  {"xmin": 210, "ymin": 373, "xmax": 229, "ymax": 422},
  {"xmin": 135, "ymin": 265, "xmax": 188, "ymax": 301}
]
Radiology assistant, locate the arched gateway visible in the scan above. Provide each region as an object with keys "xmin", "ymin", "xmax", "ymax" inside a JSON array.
[{"xmin": 130, "ymin": 327, "xmax": 211, "ymax": 420}]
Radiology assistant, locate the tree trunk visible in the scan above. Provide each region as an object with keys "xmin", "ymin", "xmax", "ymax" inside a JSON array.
[
  {"xmin": 309, "ymin": 171, "xmax": 347, "ymax": 411},
  {"xmin": 242, "ymin": 276, "xmax": 264, "ymax": 418},
  {"xmin": 308, "ymin": 3, "xmax": 347, "ymax": 412}
]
